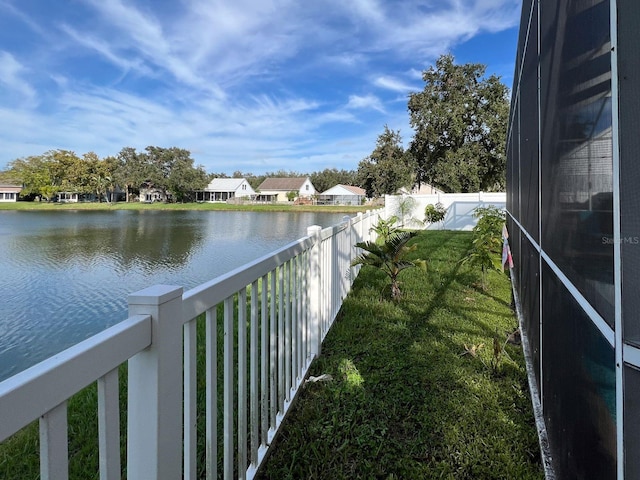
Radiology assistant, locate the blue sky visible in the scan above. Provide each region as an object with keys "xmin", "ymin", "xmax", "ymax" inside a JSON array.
[{"xmin": 0, "ymin": 0, "xmax": 520, "ymax": 175}]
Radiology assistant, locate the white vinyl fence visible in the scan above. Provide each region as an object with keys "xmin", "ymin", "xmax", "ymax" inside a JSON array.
[
  {"xmin": 385, "ymin": 192, "xmax": 506, "ymax": 231},
  {"xmin": 0, "ymin": 209, "xmax": 383, "ymax": 480}
]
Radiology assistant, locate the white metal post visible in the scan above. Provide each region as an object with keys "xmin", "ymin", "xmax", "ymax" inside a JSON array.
[
  {"xmin": 307, "ymin": 225, "xmax": 322, "ymax": 357},
  {"xmin": 127, "ymin": 285, "xmax": 184, "ymax": 480}
]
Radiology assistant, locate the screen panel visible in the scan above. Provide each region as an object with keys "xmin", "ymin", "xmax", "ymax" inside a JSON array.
[
  {"xmin": 542, "ymin": 260, "xmax": 616, "ymax": 479},
  {"xmin": 624, "ymin": 365, "xmax": 640, "ymax": 478},
  {"xmin": 520, "ymin": 235, "xmax": 540, "ymax": 397},
  {"xmin": 617, "ymin": 0, "xmax": 640, "ymax": 345},
  {"xmin": 519, "ymin": 0, "xmax": 539, "ymax": 243},
  {"xmin": 539, "ymin": 0, "xmax": 614, "ymax": 326}
]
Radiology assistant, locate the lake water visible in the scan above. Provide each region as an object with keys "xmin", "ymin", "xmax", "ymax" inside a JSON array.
[{"xmin": 0, "ymin": 210, "xmax": 347, "ymax": 381}]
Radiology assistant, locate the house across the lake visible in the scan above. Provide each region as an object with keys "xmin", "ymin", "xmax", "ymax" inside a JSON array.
[
  {"xmin": 57, "ymin": 192, "xmax": 80, "ymax": 203},
  {"xmin": 317, "ymin": 185, "xmax": 366, "ymax": 206},
  {"xmin": 139, "ymin": 183, "xmax": 169, "ymax": 203},
  {"xmin": 196, "ymin": 178, "xmax": 256, "ymax": 202},
  {"xmin": 0, "ymin": 184, "xmax": 21, "ymax": 202},
  {"xmin": 256, "ymin": 177, "xmax": 316, "ymax": 203}
]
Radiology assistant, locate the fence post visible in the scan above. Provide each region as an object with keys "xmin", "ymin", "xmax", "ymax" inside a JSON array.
[
  {"xmin": 127, "ymin": 285, "xmax": 183, "ymax": 480},
  {"xmin": 307, "ymin": 225, "xmax": 322, "ymax": 357}
]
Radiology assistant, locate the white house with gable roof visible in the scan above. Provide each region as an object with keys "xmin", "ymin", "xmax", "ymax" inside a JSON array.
[
  {"xmin": 317, "ymin": 184, "xmax": 367, "ymax": 205},
  {"xmin": 196, "ymin": 178, "xmax": 256, "ymax": 202}
]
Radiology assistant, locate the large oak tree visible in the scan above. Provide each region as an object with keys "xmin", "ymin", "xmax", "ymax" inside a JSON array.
[{"xmin": 408, "ymin": 54, "xmax": 509, "ymax": 193}]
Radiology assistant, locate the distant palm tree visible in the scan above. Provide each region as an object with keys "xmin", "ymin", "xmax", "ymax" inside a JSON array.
[
  {"xmin": 91, "ymin": 174, "xmax": 112, "ymax": 203},
  {"xmin": 352, "ymin": 231, "xmax": 426, "ymax": 301}
]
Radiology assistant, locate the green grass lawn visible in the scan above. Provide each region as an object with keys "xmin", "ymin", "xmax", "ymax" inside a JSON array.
[{"xmin": 257, "ymin": 230, "xmax": 543, "ymax": 480}]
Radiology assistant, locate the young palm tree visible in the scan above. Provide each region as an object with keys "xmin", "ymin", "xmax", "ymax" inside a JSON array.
[
  {"xmin": 369, "ymin": 215, "xmax": 398, "ymax": 244},
  {"xmin": 352, "ymin": 231, "xmax": 426, "ymax": 301}
]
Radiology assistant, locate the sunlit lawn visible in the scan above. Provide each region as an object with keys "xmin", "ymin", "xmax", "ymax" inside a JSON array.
[{"xmin": 257, "ymin": 230, "xmax": 543, "ymax": 479}]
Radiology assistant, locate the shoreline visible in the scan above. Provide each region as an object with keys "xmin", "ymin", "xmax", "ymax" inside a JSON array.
[{"xmin": 0, "ymin": 201, "xmax": 374, "ymax": 214}]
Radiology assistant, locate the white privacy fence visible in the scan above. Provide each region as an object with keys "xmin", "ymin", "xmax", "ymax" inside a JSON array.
[
  {"xmin": 385, "ymin": 192, "xmax": 506, "ymax": 231},
  {"xmin": 0, "ymin": 209, "xmax": 383, "ymax": 480}
]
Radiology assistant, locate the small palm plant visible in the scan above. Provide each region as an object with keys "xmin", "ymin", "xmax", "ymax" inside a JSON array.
[
  {"xmin": 462, "ymin": 206, "xmax": 505, "ymax": 290},
  {"xmin": 370, "ymin": 215, "xmax": 399, "ymax": 244},
  {"xmin": 352, "ymin": 230, "xmax": 426, "ymax": 301}
]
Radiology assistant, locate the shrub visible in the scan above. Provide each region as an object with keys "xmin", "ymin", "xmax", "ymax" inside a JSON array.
[
  {"xmin": 424, "ymin": 202, "xmax": 447, "ymax": 225},
  {"xmin": 462, "ymin": 206, "xmax": 506, "ymax": 290}
]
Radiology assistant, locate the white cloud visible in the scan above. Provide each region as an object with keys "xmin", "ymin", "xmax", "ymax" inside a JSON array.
[
  {"xmin": 79, "ymin": 0, "xmax": 226, "ymax": 98},
  {"xmin": 0, "ymin": 51, "xmax": 37, "ymax": 102},
  {"xmin": 0, "ymin": 1, "xmax": 46, "ymax": 37},
  {"xmin": 373, "ymin": 76, "xmax": 418, "ymax": 94},
  {"xmin": 346, "ymin": 94, "xmax": 385, "ymax": 113},
  {"xmin": 60, "ymin": 25, "xmax": 153, "ymax": 78}
]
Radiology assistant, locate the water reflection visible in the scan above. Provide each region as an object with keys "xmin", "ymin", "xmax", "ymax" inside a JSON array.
[
  {"xmin": 0, "ymin": 210, "xmax": 344, "ymax": 380},
  {"xmin": 17, "ymin": 211, "xmax": 205, "ymax": 270}
]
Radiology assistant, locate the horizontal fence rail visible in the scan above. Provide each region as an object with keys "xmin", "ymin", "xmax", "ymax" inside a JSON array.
[{"xmin": 0, "ymin": 208, "xmax": 383, "ymax": 480}]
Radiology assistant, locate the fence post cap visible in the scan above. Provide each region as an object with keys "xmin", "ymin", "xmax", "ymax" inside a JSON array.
[
  {"xmin": 128, "ymin": 285, "xmax": 183, "ymax": 306},
  {"xmin": 307, "ymin": 225, "xmax": 322, "ymax": 236}
]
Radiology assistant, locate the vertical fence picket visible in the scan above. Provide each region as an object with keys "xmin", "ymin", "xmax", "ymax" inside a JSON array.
[
  {"xmin": 297, "ymin": 255, "xmax": 303, "ymax": 377},
  {"xmin": 284, "ymin": 261, "xmax": 292, "ymax": 402},
  {"xmin": 40, "ymin": 401, "xmax": 68, "ymax": 480},
  {"xmin": 206, "ymin": 305, "xmax": 217, "ymax": 480},
  {"xmin": 259, "ymin": 273, "xmax": 269, "ymax": 444},
  {"xmin": 223, "ymin": 296, "xmax": 234, "ymax": 480},
  {"xmin": 278, "ymin": 265, "xmax": 285, "ymax": 413},
  {"xmin": 250, "ymin": 281, "xmax": 259, "ymax": 467},
  {"xmin": 237, "ymin": 289, "xmax": 247, "ymax": 479},
  {"xmin": 302, "ymin": 251, "xmax": 308, "ymax": 365},
  {"xmin": 335, "ymin": 234, "xmax": 340, "ymax": 323},
  {"xmin": 269, "ymin": 271, "xmax": 277, "ymax": 431},
  {"xmin": 98, "ymin": 368, "xmax": 120, "ymax": 480},
  {"xmin": 291, "ymin": 258, "xmax": 298, "ymax": 384},
  {"xmin": 184, "ymin": 320, "xmax": 197, "ymax": 480}
]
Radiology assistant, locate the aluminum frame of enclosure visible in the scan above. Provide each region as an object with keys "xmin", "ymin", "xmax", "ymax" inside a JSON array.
[{"xmin": 507, "ymin": 1, "xmax": 640, "ymax": 478}]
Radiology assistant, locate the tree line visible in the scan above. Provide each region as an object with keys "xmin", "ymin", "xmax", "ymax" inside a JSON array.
[
  {"xmin": 0, "ymin": 146, "xmax": 361, "ymax": 202},
  {"xmin": 0, "ymin": 146, "xmax": 210, "ymax": 203},
  {"xmin": 1, "ymin": 54, "xmax": 509, "ymax": 201}
]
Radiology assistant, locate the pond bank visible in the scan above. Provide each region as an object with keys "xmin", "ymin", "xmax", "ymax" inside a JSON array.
[{"xmin": 0, "ymin": 201, "xmax": 372, "ymax": 214}]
